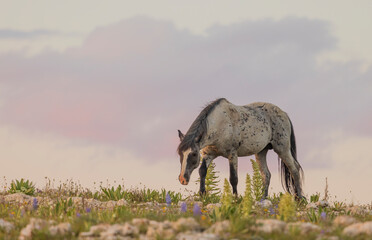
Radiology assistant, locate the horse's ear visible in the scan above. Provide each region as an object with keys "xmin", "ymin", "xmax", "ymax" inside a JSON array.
[{"xmin": 178, "ymin": 130, "xmax": 184, "ymax": 141}]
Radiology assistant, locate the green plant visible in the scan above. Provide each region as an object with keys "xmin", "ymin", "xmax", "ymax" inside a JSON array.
[
  {"xmin": 278, "ymin": 193, "xmax": 296, "ymax": 222},
  {"xmin": 310, "ymin": 193, "xmax": 320, "ymax": 203},
  {"xmin": 101, "ymin": 185, "xmax": 125, "ymax": 201},
  {"xmin": 332, "ymin": 201, "xmax": 346, "ymax": 212},
  {"xmin": 242, "ymin": 173, "xmax": 253, "ymax": 217},
  {"xmin": 204, "ymin": 162, "xmax": 220, "ymax": 198},
  {"xmin": 196, "ymin": 161, "xmax": 221, "ymax": 204},
  {"xmin": 250, "ymin": 159, "xmax": 264, "ymax": 201},
  {"xmin": 54, "ymin": 198, "xmax": 75, "ymax": 217},
  {"xmin": 8, "ymin": 178, "xmax": 35, "ymax": 196},
  {"xmin": 221, "ymin": 178, "xmax": 233, "ymax": 209}
]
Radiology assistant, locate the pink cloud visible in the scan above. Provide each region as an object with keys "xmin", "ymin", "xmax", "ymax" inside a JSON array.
[{"xmin": 0, "ymin": 17, "xmax": 371, "ymax": 165}]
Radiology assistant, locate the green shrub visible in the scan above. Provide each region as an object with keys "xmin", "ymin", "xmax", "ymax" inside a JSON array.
[
  {"xmin": 196, "ymin": 161, "xmax": 221, "ymax": 204},
  {"xmin": 242, "ymin": 173, "xmax": 253, "ymax": 217},
  {"xmin": 8, "ymin": 178, "xmax": 35, "ymax": 196},
  {"xmin": 204, "ymin": 162, "xmax": 221, "ymax": 198},
  {"xmin": 221, "ymin": 178, "xmax": 233, "ymax": 209},
  {"xmin": 278, "ymin": 193, "xmax": 296, "ymax": 222},
  {"xmin": 101, "ymin": 185, "xmax": 125, "ymax": 201},
  {"xmin": 250, "ymin": 159, "xmax": 264, "ymax": 201}
]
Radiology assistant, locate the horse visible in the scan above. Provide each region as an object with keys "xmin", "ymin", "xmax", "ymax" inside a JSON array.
[{"xmin": 177, "ymin": 98, "xmax": 304, "ymax": 199}]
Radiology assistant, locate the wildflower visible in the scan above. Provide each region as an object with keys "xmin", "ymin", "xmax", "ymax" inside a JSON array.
[
  {"xmin": 193, "ymin": 203, "xmax": 201, "ymax": 216},
  {"xmin": 86, "ymin": 207, "xmax": 91, "ymax": 213},
  {"xmin": 21, "ymin": 208, "xmax": 25, "ymax": 217},
  {"xmin": 269, "ymin": 207, "xmax": 275, "ymax": 215},
  {"xmin": 180, "ymin": 202, "xmax": 187, "ymax": 213},
  {"xmin": 201, "ymin": 215, "xmax": 207, "ymax": 221},
  {"xmin": 76, "ymin": 212, "xmax": 81, "ymax": 217},
  {"xmin": 320, "ymin": 211, "xmax": 327, "ymax": 220},
  {"xmin": 166, "ymin": 192, "xmax": 171, "ymax": 206},
  {"xmin": 33, "ymin": 198, "xmax": 38, "ymax": 210}
]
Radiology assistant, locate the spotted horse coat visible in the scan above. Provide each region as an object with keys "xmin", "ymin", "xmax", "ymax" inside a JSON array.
[{"xmin": 177, "ymin": 98, "xmax": 304, "ymax": 199}]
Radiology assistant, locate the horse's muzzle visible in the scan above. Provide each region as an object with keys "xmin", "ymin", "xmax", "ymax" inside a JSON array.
[{"xmin": 179, "ymin": 174, "xmax": 189, "ymax": 185}]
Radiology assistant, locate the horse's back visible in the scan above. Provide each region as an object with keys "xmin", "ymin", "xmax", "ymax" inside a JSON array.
[{"xmin": 235, "ymin": 102, "xmax": 292, "ymax": 156}]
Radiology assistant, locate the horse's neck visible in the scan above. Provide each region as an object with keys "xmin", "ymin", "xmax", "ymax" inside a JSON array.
[{"xmin": 198, "ymin": 101, "xmax": 232, "ymax": 150}]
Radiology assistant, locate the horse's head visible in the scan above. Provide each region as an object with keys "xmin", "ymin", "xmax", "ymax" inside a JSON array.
[{"xmin": 177, "ymin": 130, "xmax": 201, "ymax": 185}]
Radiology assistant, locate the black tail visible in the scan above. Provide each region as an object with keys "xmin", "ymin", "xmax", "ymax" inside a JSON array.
[{"xmin": 280, "ymin": 117, "xmax": 304, "ymax": 196}]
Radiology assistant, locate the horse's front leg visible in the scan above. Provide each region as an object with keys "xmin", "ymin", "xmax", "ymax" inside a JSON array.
[
  {"xmin": 199, "ymin": 160, "xmax": 207, "ymax": 195},
  {"xmin": 198, "ymin": 155, "xmax": 215, "ymax": 195},
  {"xmin": 228, "ymin": 152, "xmax": 238, "ymax": 195}
]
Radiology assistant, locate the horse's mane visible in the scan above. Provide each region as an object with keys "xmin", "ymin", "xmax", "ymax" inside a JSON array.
[{"xmin": 177, "ymin": 98, "xmax": 226, "ymax": 154}]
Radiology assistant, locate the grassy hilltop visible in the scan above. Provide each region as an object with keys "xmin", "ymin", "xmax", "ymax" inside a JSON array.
[{"xmin": 1, "ymin": 161, "xmax": 372, "ymax": 239}]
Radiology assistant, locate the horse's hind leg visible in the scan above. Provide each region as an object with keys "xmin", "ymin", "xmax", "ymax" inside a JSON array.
[
  {"xmin": 228, "ymin": 151, "xmax": 238, "ymax": 195},
  {"xmin": 277, "ymin": 150, "xmax": 303, "ymax": 198},
  {"xmin": 255, "ymin": 148, "xmax": 270, "ymax": 199}
]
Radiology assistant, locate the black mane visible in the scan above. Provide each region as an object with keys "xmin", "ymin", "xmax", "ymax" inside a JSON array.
[{"xmin": 177, "ymin": 98, "xmax": 226, "ymax": 154}]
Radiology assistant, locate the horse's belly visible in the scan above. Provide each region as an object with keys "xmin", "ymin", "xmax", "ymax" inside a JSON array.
[
  {"xmin": 236, "ymin": 131, "xmax": 271, "ymax": 156},
  {"xmin": 237, "ymin": 142, "xmax": 267, "ymax": 156}
]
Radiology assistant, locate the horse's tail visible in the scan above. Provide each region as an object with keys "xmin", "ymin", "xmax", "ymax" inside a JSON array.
[{"xmin": 280, "ymin": 117, "xmax": 304, "ymax": 196}]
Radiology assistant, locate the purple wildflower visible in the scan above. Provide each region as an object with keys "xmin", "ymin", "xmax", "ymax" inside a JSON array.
[
  {"xmin": 320, "ymin": 211, "xmax": 326, "ymax": 220},
  {"xmin": 33, "ymin": 198, "xmax": 38, "ymax": 210},
  {"xmin": 86, "ymin": 207, "xmax": 91, "ymax": 213},
  {"xmin": 269, "ymin": 207, "xmax": 275, "ymax": 215},
  {"xmin": 76, "ymin": 212, "xmax": 81, "ymax": 217},
  {"xmin": 193, "ymin": 203, "xmax": 201, "ymax": 216},
  {"xmin": 21, "ymin": 208, "xmax": 25, "ymax": 217},
  {"xmin": 166, "ymin": 192, "xmax": 171, "ymax": 206},
  {"xmin": 180, "ymin": 202, "xmax": 187, "ymax": 213}
]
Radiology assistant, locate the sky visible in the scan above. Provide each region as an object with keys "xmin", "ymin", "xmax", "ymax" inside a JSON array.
[{"xmin": 0, "ymin": 1, "xmax": 371, "ymax": 203}]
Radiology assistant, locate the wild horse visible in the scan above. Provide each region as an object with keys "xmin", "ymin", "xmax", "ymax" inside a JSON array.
[{"xmin": 177, "ymin": 98, "xmax": 304, "ymax": 199}]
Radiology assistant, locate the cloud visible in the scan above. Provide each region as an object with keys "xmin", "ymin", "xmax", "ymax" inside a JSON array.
[
  {"xmin": 0, "ymin": 16, "xmax": 371, "ymax": 169},
  {"xmin": 0, "ymin": 29, "xmax": 57, "ymax": 39}
]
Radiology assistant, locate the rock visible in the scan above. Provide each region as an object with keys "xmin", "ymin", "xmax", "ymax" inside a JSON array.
[
  {"xmin": 206, "ymin": 203, "xmax": 222, "ymax": 212},
  {"xmin": 19, "ymin": 218, "xmax": 49, "ymax": 240},
  {"xmin": 343, "ymin": 221, "xmax": 372, "ymax": 237},
  {"xmin": 49, "ymin": 222, "xmax": 71, "ymax": 236},
  {"xmin": 256, "ymin": 199, "xmax": 273, "ymax": 208},
  {"xmin": 176, "ymin": 231, "xmax": 220, "ymax": 240},
  {"xmin": 254, "ymin": 219, "xmax": 286, "ymax": 234},
  {"xmin": 100, "ymin": 224, "xmax": 123, "ymax": 238},
  {"xmin": 0, "ymin": 218, "xmax": 14, "ymax": 233},
  {"xmin": 101, "ymin": 200, "xmax": 117, "ymax": 210},
  {"xmin": 172, "ymin": 217, "xmax": 201, "ymax": 232},
  {"xmin": 121, "ymin": 223, "xmax": 139, "ymax": 236},
  {"xmin": 333, "ymin": 215, "xmax": 357, "ymax": 227},
  {"xmin": 117, "ymin": 198, "xmax": 128, "ymax": 206},
  {"xmin": 326, "ymin": 237, "xmax": 339, "ymax": 240},
  {"xmin": 316, "ymin": 200, "xmax": 329, "ymax": 208},
  {"xmin": 132, "ymin": 218, "xmax": 150, "ymax": 233},
  {"xmin": 348, "ymin": 206, "xmax": 369, "ymax": 215},
  {"xmin": 85, "ymin": 198, "xmax": 102, "ymax": 208},
  {"xmin": 206, "ymin": 220, "xmax": 230, "ymax": 235},
  {"xmin": 306, "ymin": 202, "xmax": 318, "ymax": 210},
  {"xmin": 287, "ymin": 222, "xmax": 321, "ymax": 234},
  {"xmin": 79, "ymin": 223, "xmax": 111, "ymax": 238},
  {"xmin": 147, "ymin": 221, "xmax": 175, "ymax": 239},
  {"xmin": 71, "ymin": 196, "xmax": 83, "ymax": 206},
  {"xmin": 4, "ymin": 193, "xmax": 32, "ymax": 204}
]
